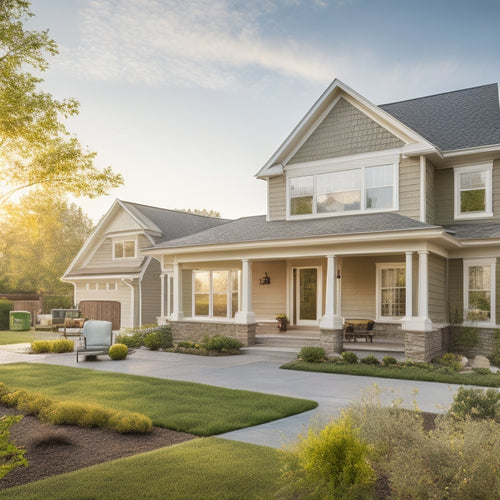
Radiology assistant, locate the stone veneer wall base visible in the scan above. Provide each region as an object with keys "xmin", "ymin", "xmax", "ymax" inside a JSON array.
[
  {"xmin": 404, "ymin": 328, "xmax": 447, "ymax": 362},
  {"xmin": 170, "ymin": 321, "xmax": 256, "ymax": 346},
  {"xmin": 320, "ymin": 329, "xmax": 343, "ymax": 354}
]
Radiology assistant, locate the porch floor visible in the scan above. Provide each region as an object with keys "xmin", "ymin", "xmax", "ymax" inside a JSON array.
[{"xmin": 255, "ymin": 323, "xmax": 405, "ymax": 361}]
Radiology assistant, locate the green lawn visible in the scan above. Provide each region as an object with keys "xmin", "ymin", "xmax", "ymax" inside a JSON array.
[
  {"xmin": 1, "ymin": 438, "xmax": 286, "ymax": 499},
  {"xmin": 0, "ymin": 363, "xmax": 317, "ymax": 435},
  {"xmin": 0, "ymin": 330, "xmax": 58, "ymax": 345},
  {"xmin": 282, "ymin": 360, "xmax": 500, "ymax": 387}
]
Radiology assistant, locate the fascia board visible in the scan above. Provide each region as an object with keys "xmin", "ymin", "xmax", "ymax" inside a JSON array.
[
  {"xmin": 62, "ymin": 199, "xmax": 121, "ymax": 278},
  {"xmin": 142, "ymin": 228, "xmax": 456, "ymax": 257},
  {"xmin": 443, "ymin": 144, "xmax": 500, "ymax": 158},
  {"xmin": 62, "ymin": 273, "xmax": 141, "ymax": 281}
]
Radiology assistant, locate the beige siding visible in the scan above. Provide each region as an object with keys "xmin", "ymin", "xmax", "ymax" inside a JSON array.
[
  {"xmin": 267, "ymin": 176, "xmax": 287, "ymax": 221},
  {"xmin": 425, "ymin": 159, "xmax": 435, "ymax": 224},
  {"xmin": 182, "ymin": 269, "xmax": 193, "ymax": 317},
  {"xmin": 428, "ymin": 254, "xmax": 447, "ymax": 323},
  {"xmin": 448, "ymin": 259, "xmax": 463, "ymax": 324},
  {"xmin": 106, "ymin": 210, "xmax": 142, "ymax": 233},
  {"xmin": 288, "ymin": 98, "xmax": 404, "ymax": 165},
  {"xmin": 252, "ymin": 261, "xmax": 287, "ymax": 321},
  {"xmin": 399, "ymin": 157, "xmax": 420, "ymax": 220},
  {"xmin": 86, "ymin": 236, "xmax": 146, "ymax": 269},
  {"xmin": 74, "ymin": 280, "xmax": 133, "ymax": 329},
  {"xmin": 341, "ymin": 257, "xmax": 376, "ymax": 319},
  {"xmin": 141, "ymin": 259, "xmax": 161, "ymax": 325}
]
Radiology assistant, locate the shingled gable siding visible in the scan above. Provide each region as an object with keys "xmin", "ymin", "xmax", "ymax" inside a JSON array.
[
  {"xmin": 428, "ymin": 254, "xmax": 447, "ymax": 323},
  {"xmin": 434, "ymin": 159, "xmax": 500, "ymax": 225},
  {"xmin": 86, "ymin": 234, "xmax": 150, "ymax": 269},
  {"xmin": 448, "ymin": 259, "xmax": 463, "ymax": 324},
  {"xmin": 399, "ymin": 157, "xmax": 420, "ymax": 220},
  {"xmin": 267, "ymin": 176, "xmax": 287, "ymax": 221},
  {"xmin": 288, "ymin": 97, "xmax": 404, "ymax": 165}
]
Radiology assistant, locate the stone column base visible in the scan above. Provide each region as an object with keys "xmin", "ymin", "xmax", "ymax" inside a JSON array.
[
  {"xmin": 170, "ymin": 321, "xmax": 256, "ymax": 346},
  {"xmin": 404, "ymin": 328, "xmax": 446, "ymax": 362},
  {"xmin": 320, "ymin": 329, "xmax": 343, "ymax": 355}
]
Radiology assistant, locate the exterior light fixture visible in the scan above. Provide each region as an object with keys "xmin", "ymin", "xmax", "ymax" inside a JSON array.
[
  {"xmin": 260, "ymin": 272, "xmax": 271, "ymax": 285},
  {"xmin": 336, "ymin": 269, "xmax": 341, "ymax": 279}
]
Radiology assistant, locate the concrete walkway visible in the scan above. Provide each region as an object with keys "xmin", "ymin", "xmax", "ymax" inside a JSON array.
[{"xmin": 0, "ymin": 345, "xmax": 462, "ymax": 449}]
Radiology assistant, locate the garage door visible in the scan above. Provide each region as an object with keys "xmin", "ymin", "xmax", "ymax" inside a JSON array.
[{"xmin": 79, "ymin": 301, "xmax": 121, "ymax": 330}]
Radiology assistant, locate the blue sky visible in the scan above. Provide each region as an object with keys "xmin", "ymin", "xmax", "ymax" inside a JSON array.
[{"xmin": 28, "ymin": 0, "xmax": 500, "ymax": 221}]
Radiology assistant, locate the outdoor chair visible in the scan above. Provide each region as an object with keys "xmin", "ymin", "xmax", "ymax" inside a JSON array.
[{"xmin": 76, "ymin": 320, "xmax": 113, "ymax": 362}]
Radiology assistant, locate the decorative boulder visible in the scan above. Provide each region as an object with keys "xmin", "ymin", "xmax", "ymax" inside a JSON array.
[{"xmin": 470, "ymin": 355, "xmax": 490, "ymax": 368}]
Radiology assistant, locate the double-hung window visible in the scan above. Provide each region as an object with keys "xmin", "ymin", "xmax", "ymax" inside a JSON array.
[
  {"xmin": 113, "ymin": 240, "xmax": 136, "ymax": 259},
  {"xmin": 376, "ymin": 264, "xmax": 406, "ymax": 319},
  {"xmin": 288, "ymin": 162, "xmax": 397, "ymax": 217},
  {"xmin": 454, "ymin": 163, "xmax": 492, "ymax": 219},
  {"xmin": 193, "ymin": 270, "xmax": 239, "ymax": 319},
  {"xmin": 463, "ymin": 259, "xmax": 495, "ymax": 324}
]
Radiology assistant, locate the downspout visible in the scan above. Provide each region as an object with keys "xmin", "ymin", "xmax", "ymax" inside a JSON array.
[{"xmin": 419, "ymin": 155, "xmax": 426, "ymax": 223}]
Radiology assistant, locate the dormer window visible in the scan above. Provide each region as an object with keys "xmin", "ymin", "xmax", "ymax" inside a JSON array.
[
  {"xmin": 113, "ymin": 240, "xmax": 136, "ymax": 259},
  {"xmin": 454, "ymin": 163, "xmax": 492, "ymax": 219},
  {"xmin": 288, "ymin": 161, "xmax": 398, "ymax": 218}
]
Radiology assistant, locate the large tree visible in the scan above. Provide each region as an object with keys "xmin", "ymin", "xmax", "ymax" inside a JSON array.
[
  {"xmin": 0, "ymin": 191, "xmax": 94, "ymax": 294},
  {"xmin": 0, "ymin": 0, "xmax": 123, "ymax": 206}
]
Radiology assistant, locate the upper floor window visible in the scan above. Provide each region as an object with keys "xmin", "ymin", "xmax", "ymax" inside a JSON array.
[
  {"xmin": 113, "ymin": 240, "xmax": 136, "ymax": 259},
  {"xmin": 288, "ymin": 163, "xmax": 397, "ymax": 218},
  {"xmin": 454, "ymin": 163, "xmax": 492, "ymax": 219}
]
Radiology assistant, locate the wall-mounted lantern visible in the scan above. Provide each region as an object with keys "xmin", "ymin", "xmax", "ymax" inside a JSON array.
[{"xmin": 260, "ymin": 272, "xmax": 271, "ymax": 285}]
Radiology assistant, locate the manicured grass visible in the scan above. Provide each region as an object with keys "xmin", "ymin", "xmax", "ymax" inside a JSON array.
[
  {"xmin": 0, "ymin": 363, "xmax": 317, "ymax": 435},
  {"xmin": 281, "ymin": 360, "xmax": 500, "ymax": 387},
  {"xmin": 0, "ymin": 330, "xmax": 57, "ymax": 345},
  {"xmin": 1, "ymin": 438, "xmax": 286, "ymax": 499}
]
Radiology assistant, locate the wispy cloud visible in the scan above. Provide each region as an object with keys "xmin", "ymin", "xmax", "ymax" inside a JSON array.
[{"xmin": 71, "ymin": 0, "xmax": 336, "ymax": 88}]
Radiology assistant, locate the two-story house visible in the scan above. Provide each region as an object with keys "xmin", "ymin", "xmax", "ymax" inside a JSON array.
[
  {"xmin": 62, "ymin": 200, "xmax": 228, "ymax": 329},
  {"xmin": 141, "ymin": 79, "xmax": 500, "ymax": 361}
]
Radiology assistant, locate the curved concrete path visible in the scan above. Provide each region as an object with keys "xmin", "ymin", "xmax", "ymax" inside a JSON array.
[{"xmin": 0, "ymin": 345, "xmax": 463, "ymax": 448}]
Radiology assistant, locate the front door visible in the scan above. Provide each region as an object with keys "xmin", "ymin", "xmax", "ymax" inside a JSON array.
[{"xmin": 294, "ymin": 267, "xmax": 320, "ymax": 325}]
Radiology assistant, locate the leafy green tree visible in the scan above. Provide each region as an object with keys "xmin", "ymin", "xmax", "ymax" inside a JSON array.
[
  {"xmin": 0, "ymin": 191, "xmax": 94, "ymax": 294},
  {"xmin": 0, "ymin": 0, "xmax": 123, "ymax": 207}
]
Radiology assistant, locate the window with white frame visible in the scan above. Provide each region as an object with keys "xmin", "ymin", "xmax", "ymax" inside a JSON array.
[
  {"xmin": 289, "ymin": 163, "xmax": 397, "ymax": 217},
  {"xmin": 193, "ymin": 270, "xmax": 239, "ymax": 319},
  {"xmin": 113, "ymin": 240, "xmax": 136, "ymax": 259},
  {"xmin": 464, "ymin": 259, "xmax": 495, "ymax": 324},
  {"xmin": 377, "ymin": 264, "xmax": 406, "ymax": 319},
  {"xmin": 454, "ymin": 163, "xmax": 492, "ymax": 219},
  {"xmin": 86, "ymin": 282, "xmax": 117, "ymax": 292}
]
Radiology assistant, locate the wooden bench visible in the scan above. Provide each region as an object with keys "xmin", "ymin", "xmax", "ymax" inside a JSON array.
[
  {"xmin": 343, "ymin": 319, "xmax": 375, "ymax": 343},
  {"xmin": 53, "ymin": 318, "xmax": 86, "ymax": 338}
]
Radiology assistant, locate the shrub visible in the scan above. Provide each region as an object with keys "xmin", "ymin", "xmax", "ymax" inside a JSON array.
[
  {"xmin": 114, "ymin": 331, "xmax": 143, "ymax": 348},
  {"xmin": 299, "ymin": 346, "xmax": 326, "ymax": 363},
  {"xmin": 360, "ymin": 355, "xmax": 380, "ymax": 366},
  {"xmin": 108, "ymin": 411, "xmax": 153, "ymax": 434},
  {"xmin": 434, "ymin": 352, "xmax": 462, "ymax": 372},
  {"xmin": 115, "ymin": 325, "xmax": 173, "ymax": 350},
  {"xmin": 201, "ymin": 335, "xmax": 243, "ymax": 352},
  {"xmin": 109, "ymin": 343, "xmax": 128, "ymax": 360},
  {"xmin": 0, "ymin": 298, "xmax": 14, "ymax": 330},
  {"xmin": 31, "ymin": 340, "xmax": 52, "ymax": 353},
  {"xmin": 402, "ymin": 360, "xmax": 433, "ymax": 370},
  {"xmin": 341, "ymin": 351, "xmax": 358, "ymax": 364},
  {"xmin": 49, "ymin": 339, "xmax": 74, "ymax": 353},
  {"xmin": 0, "ymin": 415, "xmax": 27, "ymax": 479},
  {"xmin": 177, "ymin": 341, "xmax": 197, "ymax": 349},
  {"xmin": 382, "ymin": 356, "xmax": 398, "ymax": 367},
  {"xmin": 280, "ymin": 414, "xmax": 375, "ymax": 499},
  {"xmin": 488, "ymin": 329, "xmax": 500, "ymax": 367},
  {"xmin": 448, "ymin": 387, "xmax": 500, "ymax": 421}
]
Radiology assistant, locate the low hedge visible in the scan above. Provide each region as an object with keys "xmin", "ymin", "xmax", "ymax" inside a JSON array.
[
  {"xmin": 0, "ymin": 383, "xmax": 152, "ymax": 433},
  {"xmin": 115, "ymin": 325, "xmax": 173, "ymax": 350},
  {"xmin": 31, "ymin": 339, "xmax": 74, "ymax": 354}
]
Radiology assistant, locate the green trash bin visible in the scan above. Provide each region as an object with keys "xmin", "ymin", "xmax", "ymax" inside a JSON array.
[{"xmin": 9, "ymin": 311, "xmax": 31, "ymax": 331}]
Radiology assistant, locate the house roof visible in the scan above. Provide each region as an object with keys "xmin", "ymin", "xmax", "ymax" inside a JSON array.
[
  {"xmin": 381, "ymin": 83, "xmax": 500, "ymax": 151},
  {"xmin": 119, "ymin": 201, "xmax": 230, "ymax": 243},
  {"xmin": 151, "ymin": 212, "xmax": 441, "ymax": 250},
  {"xmin": 444, "ymin": 222, "xmax": 500, "ymax": 240}
]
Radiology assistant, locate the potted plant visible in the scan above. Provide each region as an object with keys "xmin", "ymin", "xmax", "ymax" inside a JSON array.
[{"xmin": 275, "ymin": 313, "xmax": 289, "ymax": 332}]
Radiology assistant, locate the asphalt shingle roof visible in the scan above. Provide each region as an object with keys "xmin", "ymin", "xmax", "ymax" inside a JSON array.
[
  {"xmin": 120, "ymin": 201, "xmax": 230, "ymax": 243},
  {"xmin": 153, "ymin": 213, "xmax": 441, "ymax": 249},
  {"xmin": 380, "ymin": 83, "xmax": 500, "ymax": 151},
  {"xmin": 444, "ymin": 223, "xmax": 500, "ymax": 240}
]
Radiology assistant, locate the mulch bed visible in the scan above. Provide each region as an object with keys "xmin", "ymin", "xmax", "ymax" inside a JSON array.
[{"xmin": 0, "ymin": 406, "xmax": 197, "ymax": 490}]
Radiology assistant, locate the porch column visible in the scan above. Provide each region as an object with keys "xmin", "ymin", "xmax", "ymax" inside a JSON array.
[
  {"xmin": 235, "ymin": 259, "xmax": 256, "ymax": 323},
  {"xmin": 171, "ymin": 262, "xmax": 184, "ymax": 321},
  {"xmin": 319, "ymin": 254, "xmax": 343, "ymax": 330},
  {"xmin": 405, "ymin": 252, "xmax": 413, "ymax": 318},
  {"xmin": 160, "ymin": 273, "xmax": 166, "ymax": 318}
]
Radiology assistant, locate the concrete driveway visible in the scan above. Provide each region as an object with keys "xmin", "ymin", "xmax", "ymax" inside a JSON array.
[{"xmin": 0, "ymin": 345, "xmax": 461, "ymax": 448}]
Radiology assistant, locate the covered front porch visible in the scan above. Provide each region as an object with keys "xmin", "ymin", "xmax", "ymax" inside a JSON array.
[{"xmin": 157, "ymin": 246, "xmax": 449, "ymax": 361}]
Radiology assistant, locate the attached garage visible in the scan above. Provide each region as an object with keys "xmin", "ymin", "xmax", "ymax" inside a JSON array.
[{"xmin": 79, "ymin": 300, "xmax": 121, "ymax": 330}]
